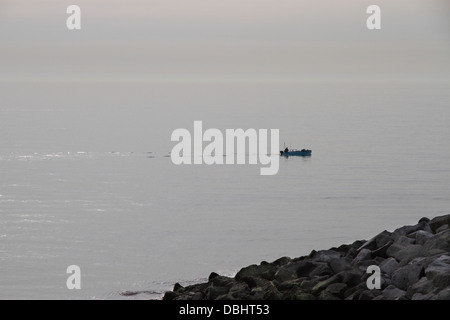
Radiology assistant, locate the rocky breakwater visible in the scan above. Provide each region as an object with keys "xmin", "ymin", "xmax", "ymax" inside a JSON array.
[{"xmin": 163, "ymin": 214, "xmax": 450, "ymax": 300}]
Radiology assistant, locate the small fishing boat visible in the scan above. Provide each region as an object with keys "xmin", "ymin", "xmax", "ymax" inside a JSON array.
[{"xmin": 280, "ymin": 148, "xmax": 312, "ymax": 157}]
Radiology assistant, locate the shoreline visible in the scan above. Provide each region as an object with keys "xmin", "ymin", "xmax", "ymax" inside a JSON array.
[{"xmin": 162, "ymin": 214, "xmax": 450, "ymax": 300}]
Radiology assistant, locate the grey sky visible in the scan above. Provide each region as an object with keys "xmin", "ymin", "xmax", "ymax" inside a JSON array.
[{"xmin": 1, "ymin": 0, "xmax": 449, "ymax": 82}]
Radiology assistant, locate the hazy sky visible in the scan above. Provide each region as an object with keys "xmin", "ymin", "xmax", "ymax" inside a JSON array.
[{"xmin": 1, "ymin": 0, "xmax": 449, "ymax": 82}]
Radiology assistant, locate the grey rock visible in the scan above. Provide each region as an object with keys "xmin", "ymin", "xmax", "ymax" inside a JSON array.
[
  {"xmin": 329, "ymin": 257, "xmax": 352, "ymax": 274},
  {"xmin": 374, "ymin": 230, "xmax": 395, "ymax": 248},
  {"xmin": 271, "ymin": 257, "xmax": 292, "ymax": 266},
  {"xmin": 274, "ymin": 264, "xmax": 297, "ymax": 282},
  {"xmin": 206, "ymin": 286, "xmax": 229, "ymax": 300},
  {"xmin": 432, "ymin": 287, "xmax": 450, "ymax": 300},
  {"xmin": 319, "ymin": 290, "xmax": 341, "ymax": 300},
  {"xmin": 371, "ymin": 240, "xmax": 394, "ymax": 258},
  {"xmin": 340, "ymin": 270, "xmax": 364, "ymax": 288},
  {"xmin": 391, "ymin": 263, "xmax": 424, "ymax": 290},
  {"xmin": 393, "ymin": 245, "xmax": 425, "ymax": 263},
  {"xmin": 380, "ymin": 257, "xmax": 400, "ymax": 277},
  {"xmin": 211, "ymin": 276, "xmax": 235, "ymax": 289},
  {"xmin": 345, "ymin": 246, "xmax": 359, "ymax": 259},
  {"xmin": 352, "ymin": 249, "xmax": 372, "ymax": 265},
  {"xmin": 429, "ymin": 214, "xmax": 450, "ymax": 233},
  {"xmin": 413, "ymin": 230, "xmax": 434, "ymax": 246},
  {"xmin": 386, "ymin": 236, "xmax": 416, "ymax": 259},
  {"xmin": 275, "ymin": 278, "xmax": 302, "ymax": 291},
  {"xmin": 418, "ymin": 217, "xmax": 430, "ymax": 224},
  {"xmin": 309, "ymin": 263, "xmax": 333, "ymax": 277},
  {"xmin": 173, "ymin": 282, "xmax": 184, "ymax": 292},
  {"xmin": 235, "ymin": 265, "xmax": 260, "ymax": 281},
  {"xmin": 436, "ymin": 224, "xmax": 449, "ymax": 233},
  {"xmin": 392, "ymin": 221, "xmax": 429, "ymax": 238},
  {"xmin": 376, "ymin": 285, "xmax": 406, "ymax": 300},
  {"xmin": 311, "ymin": 274, "xmax": 342, "ymax": 295},
  {"xmin": 358, "ymin": 290, "xmax": 377, "ymax": 300},
  {"xmin": 357, "ymin": 230, "xmax": 393, "ymax": 252},
  {"xmin": 191, "ymin": 292, "xmax": 204, "ymax": 300},
  {"xmin": 261, "ymin": 282, "xmax": 283, "ymax": 300},
  {"xmin": 423, "ymin": 230, "xmax": 450, "ymax": 253},
  {"xmin": 295, "ymin": 260, "xmax": 316, "ymax": 277},
  {"xmin": 405, "ymin": 277, "xmax": 434, "ymax": 299},
  {"xmin": 312, "ymin": 250, "xmax": 342, "ymax": 263},
  {"xmin": 425, "ymin": 255, "xmax": 450, "ymax": 288},
  {"xmin": 326, "ymin": 283, "xmax": 348, "ymax": 298},
  {"xmin": 411, "ymin": 292, "xmax": 435, "ymax": 300},
  {"xmin": 293, "ymin": 292, "xmax": 316, "ymax": 300},
  {"xmin": 228, "ymin": 282, "xmax": 252, "ymax": 299}
]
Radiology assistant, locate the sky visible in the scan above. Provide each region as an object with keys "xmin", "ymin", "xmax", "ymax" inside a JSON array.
[{"xmin": 0, "ymin": 0, "xmax": 449, "ymax": 82}]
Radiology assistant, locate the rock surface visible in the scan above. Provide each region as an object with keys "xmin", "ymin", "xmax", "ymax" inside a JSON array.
[{"xmin": 163, "ymin": 215, "xmax": 450, "ymax": 300}]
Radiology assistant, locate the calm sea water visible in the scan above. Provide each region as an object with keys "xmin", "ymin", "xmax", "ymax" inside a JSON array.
[{"xmin": 1, "ymin": 81, "xmax": 449, "ymax": 299}]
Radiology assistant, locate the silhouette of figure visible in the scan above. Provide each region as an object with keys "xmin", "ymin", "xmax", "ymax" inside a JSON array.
[{"xmin": 284, "ymin": 147, "xmax": 289, "ymax": 153}]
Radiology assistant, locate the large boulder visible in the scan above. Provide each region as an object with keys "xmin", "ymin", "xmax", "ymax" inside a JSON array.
[
  {"xmin": 380, "ymin": 257, "xmax": 399, "ymax": 277},
  {"xmin": 423, "ymin": 230, "xmax": 450, "ymax": 253},
  {"xmin": 425, "ymin": 255, "xmax": 450, "ymax": 288},
  {"xmin": 392, "ymin": 245, "xmax": 425, "ymax": 263},
  {"xmin": 352, "ymin": 249, "xmax": 372, "ymax": 265},
  {"xmin": 405, "ymin": 277, "xmax": 435, "ymax": 299},
  {"xmin": 312, "ymin": 250, "xmax": 342, "ymax": 263},
  {"xmin": 432, "ymin": 287, "xmax": 450, "ymax": 300},
  {"xmin": 412, "ymin": 230, "xmax": 434, "ymax": 246},
  {"xmin": 375, "ymin": 285, "xmax": 406, "ymax": 300},
  {"xmin": 391, "ymin": 264, "xmax": 424, "ymax": 290},
  {"xmin": 329, "ymin": 257, "xmax": 353, "ymax": 274},
  {"xmin": 386, "ymin": 236, "xmax": 415, "ymax": 259},
  {"xmin": 428, "ymin": 215, "xmax": 450, "ymax": 234}
]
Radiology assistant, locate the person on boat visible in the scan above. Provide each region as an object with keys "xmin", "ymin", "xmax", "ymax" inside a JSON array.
[{"xmin": 284, "ymin": 147, "xmax": 289, "ymax": 153}]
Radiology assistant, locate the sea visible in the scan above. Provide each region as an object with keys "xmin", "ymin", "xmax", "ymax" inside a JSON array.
[{"xmin": 1, "ymin": 80, "xmax": 449, "ymax": 299}]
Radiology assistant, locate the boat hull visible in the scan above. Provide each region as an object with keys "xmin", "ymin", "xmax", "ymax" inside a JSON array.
[{"xmin": 280, "ymin": 150, "xmax": 312, "ymax": 157}]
